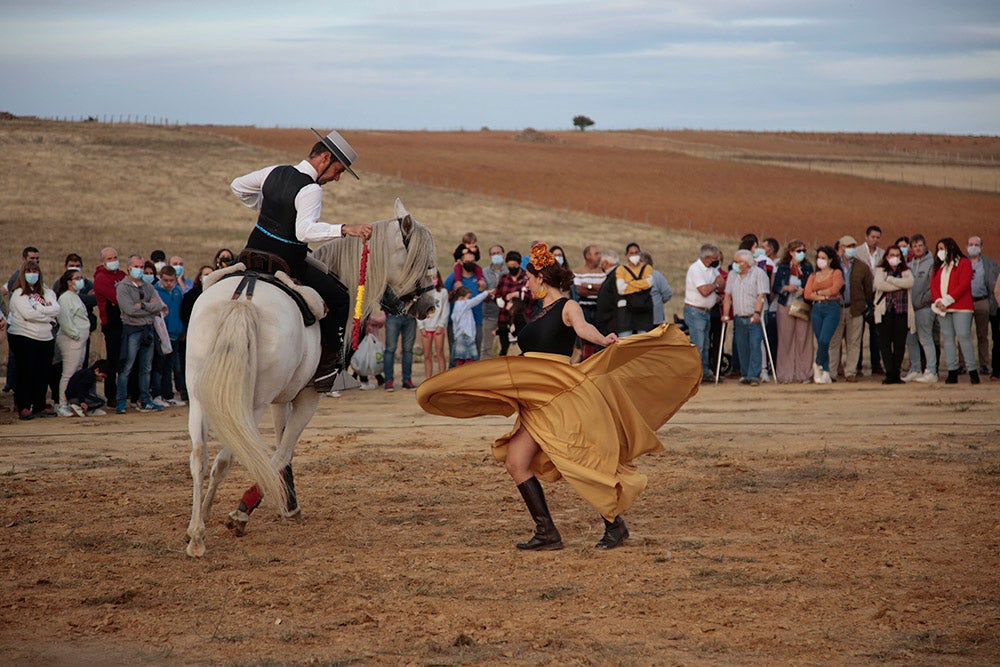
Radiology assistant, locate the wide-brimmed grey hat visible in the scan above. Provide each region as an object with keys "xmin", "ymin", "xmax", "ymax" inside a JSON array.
[{"xmin": 310, "ymin": 128, "xmax": 359, "ymax": 180}]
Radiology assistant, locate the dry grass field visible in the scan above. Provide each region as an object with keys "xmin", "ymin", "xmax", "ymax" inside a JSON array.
[{"xmin": 1, "ymin": 119, "xmax": 999, "ymax": 666}]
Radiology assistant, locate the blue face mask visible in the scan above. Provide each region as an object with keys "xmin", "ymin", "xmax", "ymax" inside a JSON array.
[
  {"xmin": 130, "ymin": 267, "xmax": 144, "ymax": 280},
  {"xmin": 490, "ymin": 254, "xmax": 503, "ymax": 266},
  {"xmin": 142, "ymin": 274, "xmax": 155, "ymax": 284},
  {"xmin": 24, "ymin": 272, "xmax": 40, "ymax": 285},
  {"xmin": 105, "ymin": 260, "xmax": 120, "ymax": 272},
  {"xmin": 73, "ymin": 278, "xmax": 85, "ymax": 291},
  {"xmin": 845, "ymin": 247, "xmax": 858, "ymax": 259},
  {"xmin": 731, "ymin": 262, "xmax": 742, "ymax": 274},
  {"xmin": 171, "ymin": 265, "xmax": 184, "ymax": 278},
  {"xmin": 754, "ymin": 247, "xmax": 766, "ymax": 258},
  {"xmin": 900, "ymin": 246, "xmax": 909, "ymax": 258},
  {"xmin": 793, "ymin": 250, "xmax": 806, "ymax": 263}
]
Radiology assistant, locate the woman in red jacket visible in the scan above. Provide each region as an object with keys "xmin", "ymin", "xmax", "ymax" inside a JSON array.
[{"xmin": 931, "ymin": 237, "xmax": 978, "ymax": 384}]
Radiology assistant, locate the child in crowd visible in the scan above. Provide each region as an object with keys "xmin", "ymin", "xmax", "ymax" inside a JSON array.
[
  {"xmin": 449, "ymin": 285, "xmax": 491, "ymax": 365},
  {"xmin": 452, "ymin": 232, "xmax": 485, "ymax": 284},
  {"xmin": 152, "ymin": 265, "xmax": 186, "ymax": 406},
  {"xmin": 65, "ymin": 359, "xmax": 109, "ymax": 416}
]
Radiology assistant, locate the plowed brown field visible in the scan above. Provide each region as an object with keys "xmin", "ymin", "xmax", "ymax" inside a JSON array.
[{"xmin": 201, "ymin": 126, "xmax": 1000, "ymax": 250}]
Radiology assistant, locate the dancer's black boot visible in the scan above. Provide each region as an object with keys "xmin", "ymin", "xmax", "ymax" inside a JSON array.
[
  {"xmin": 595, "ymin": 515, "xmax": 629, "ymax": 549},
  {"xmin": 515, "ymin": 477, "xmax": 563, "ymax": 551}
]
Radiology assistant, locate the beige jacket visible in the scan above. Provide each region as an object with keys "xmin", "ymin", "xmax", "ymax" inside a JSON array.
[{"xmin": 874, "ymin": 267, "xmax": 915, "ymax": 332}]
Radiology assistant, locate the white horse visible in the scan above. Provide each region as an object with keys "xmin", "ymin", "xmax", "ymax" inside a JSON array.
[{"xmin": 185, "ymin": 199, "xmax": 436, "ymax": 557}]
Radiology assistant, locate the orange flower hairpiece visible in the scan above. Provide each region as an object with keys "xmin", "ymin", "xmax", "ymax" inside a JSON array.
[{"xmin": 529, "ymin": 243, "xmax": 555, "ymax": 270}]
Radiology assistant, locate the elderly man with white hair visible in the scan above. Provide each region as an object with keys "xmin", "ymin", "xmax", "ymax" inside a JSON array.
[
  {"xmin": 721, "ymin": 249, "xmax": 770, "ymax": 386},
  {"xmin": 966, "ymin": 235, "xmax": 999, "ymax": 377}
]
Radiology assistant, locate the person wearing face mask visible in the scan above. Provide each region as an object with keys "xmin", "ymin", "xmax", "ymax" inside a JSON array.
[
  {"xmin": 167, "ymin": 256, "xmax": 193, "ymax": 293},
  {"xmin": 828, "ymin": 236, "xmax": 873, "ymax": 382},
  {"xmin": 213, "ymin": 248, "xmax": 235, "ymax": 271},
  {"xmin": 114, "ymin": 254, "xmax": 165, "ymax": 413},
  {"xmin": 550, "ymin": 246, "xmax": 567, "ymax": 267},
  {"xmin": 932, "ymin": 237, "xmax": 978, "ymax": 384},
  {"xmin": 150, "ymin": 250, "xmax": 167, "ymax": 275},
  {"xmin": 494, "ymin": 251, "xmax": 531, "ymax": 356},
  {"xmin": 804, "ymin": 246, "xmax": 846, "ymax": 384},
  {"xmin": 903, "ymin": 234, "xmax": 939, "ymax": 383},
  {"xmin": 684, "ymin": 244, "xmax": 725, "ymax": 381},
  {"xmin": 965, "ymin": 236, "xmax": 998, "ymax": 378},
  {"xmin": 2, "ymin": 246, "xmax": 41, "ymax": 395},
  {"xmin": 7, "ymin": 260, "xmax": 60, "ymax": 419},
  {"xmin": 152, "ymin": 265, "xmax": 186, "ymax": 407},
  {"xmin": 615, "ymin": 242, "xmax": 654, "ymax": 338},
  {"xmin": 772, "ymin": 241, "xmax": 814, "ymax": 383},
  {"xmin": 873, "ymin": 246, "xmax": 915, "ymax": 384},
  {"xmin": 93, "ymin": 247, "xmax": 126, "ymax": 403},
  {"xmin": 721, "ymin": 250, "xmax": 770, "ymax": 386},
  {"xmin": 444, "ymin": 250, "xmax": 488, "ymax": 367},
  {"xmin": 856, "ymin": 225, "xmax": 886, "ymax": 377},
  {"xmin": 481, "ymin": 244, "xmax": 508, "ymax": 359},
  {"xmin": 54, "ymin": 268, "xmax": 91, "ymax": 416}
]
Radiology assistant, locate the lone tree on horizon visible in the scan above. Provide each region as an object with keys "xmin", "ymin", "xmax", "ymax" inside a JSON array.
[{"xmin": 573, "ymin": 115, "xmax": 595, "ymax": 131}]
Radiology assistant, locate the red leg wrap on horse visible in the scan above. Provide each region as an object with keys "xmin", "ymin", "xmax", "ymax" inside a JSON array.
[{"xmin": 238, "ymin": 484, "xmax": 263, "ymax": 515}]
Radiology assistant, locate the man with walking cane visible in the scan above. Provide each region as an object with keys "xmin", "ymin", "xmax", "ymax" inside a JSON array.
[{"xmin": 720, "ymin": 250, "xmax": 770, "ymax": 386}]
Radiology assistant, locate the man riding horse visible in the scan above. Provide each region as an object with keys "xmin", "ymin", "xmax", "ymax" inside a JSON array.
[{"xmin": 230, "ymin": 129, "xmax": 372, "ymax": 392}]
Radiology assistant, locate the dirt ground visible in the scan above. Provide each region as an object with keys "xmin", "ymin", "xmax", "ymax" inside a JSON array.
[{"xmin": 1, "ymin": 372, "xmax": 998, "ymax": 666}]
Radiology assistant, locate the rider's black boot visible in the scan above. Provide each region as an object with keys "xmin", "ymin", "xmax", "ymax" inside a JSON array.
[
  {"xmin": 515, "ymin": 477, "xmax": 563, "ymax": 551},
  {"xmin": 313, "ymin": 346, "xmax": 342, "ymax": 393}
]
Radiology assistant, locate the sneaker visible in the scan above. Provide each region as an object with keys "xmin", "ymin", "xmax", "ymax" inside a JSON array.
[
  {"xmin": 760, "ymin": 370, "xmax": 770, "ymax": 383},
  {"xmin": 57, "ymin": 404, "xmax": 75, "ymax": 417},
  {"xmin": 360, "ymin": 381, "xmax": 378, "ymax": 391},
  {"xmin": 901, "ymin": 370, "xmax": 921, "ymax": 383},
  {"xmin": 19, "ymin": 408, "xmax": 33, "ymax": 421},
  {"xmin": 914, "ymin": 369, "xmax": 938, "ymax": 383},
  {"xmin": 818, "ymin": 371, "xmax": 833, "ymax": 384},
  {"xmin": 35, "ymin": 408, "xmax": 58, "ymax": 418},
  {"xmin": 132, "ymin": 401, "xmax": 142, "ymax": 411},
  {"xmin": 87, "ymin": 408, "xmax": 107, "ymax": 416},
  {"xmin": 739, "ymin": 377, "xmax": 751, "ymax": 385},
  {"xmin": 152, "ymin": 396, "xmax": 170, "ymax": 408},
  {"xmin": 138, "ymin": 401, "xmax": 163, "ymax": 412},
  {"xmin": 116, "ymin": 400, "xmax": 127, "ymax": 414},
  {"xmin": 69, "ymin": 403, "xmax": 87, "ymax": 418},
  {"xmin": 750, "ymin": 378, "xmax": 760, "ymax": 387},
  {"xmin": 384, "ymin": 381, "xmax": 395, "ymax": 392},
  {"xmin": 167, "ymin": 398, "xmax": 186, "ymax": 407},
  {"xmin": 402, "ymin": 380, "xmax": 417, "ymax": 390},
  {"xmin": 325, "ymin": 390, "xmax": 342, "ymax": 398}
]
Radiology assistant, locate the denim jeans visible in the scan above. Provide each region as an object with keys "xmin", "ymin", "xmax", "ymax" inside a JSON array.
[
  {"xmin": 906, "ymin": 307, "xmax": 937, "ymax": 374},
  {"xmin": 684, "ymin": 306, "xmax": 713, "ymax": 377},
  {"xmin": 116, "ymin": 324, "xmax": 155, "ymax": 405},
  {"xmin": 811, "ymin": 301, "xmax": 841, "ymax": 372},
  {"xmin": 383, "ymin": 314, "xmax": 416, "ymax": 383},
  {"xmin": 733, "ymin": 316, "xmax": 764, "ymax": 379},
  {"xmin": 152, "ymin": 345, "xmax": 184, "ymax": 400},
  {"xmin": 940, "ymin": 311, "xmax": 976, "ymax": 372}
]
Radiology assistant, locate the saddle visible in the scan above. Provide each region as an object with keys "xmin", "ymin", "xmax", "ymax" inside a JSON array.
[{"xmin": 204, "ymin": 250, "xmax": 324, "ymax": 327}]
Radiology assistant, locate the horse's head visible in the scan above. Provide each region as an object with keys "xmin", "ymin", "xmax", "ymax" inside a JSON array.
[
  {"xmin": 382, "ymin": 198, "xmax": 437, "ymax": 320},
  {"xmin": 314, "ymin": 199, "xmax": 437, "ymax": 324}
]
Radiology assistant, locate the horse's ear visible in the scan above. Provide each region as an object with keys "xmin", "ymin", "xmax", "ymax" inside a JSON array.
[{"xmin": 395, "ymin": 197, "xmax": 414, "ymax": 238}]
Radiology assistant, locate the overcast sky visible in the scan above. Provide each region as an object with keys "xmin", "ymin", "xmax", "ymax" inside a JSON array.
[{"xmin": 2, "ymin": 1, "xmax": 998, "ymax": 133}]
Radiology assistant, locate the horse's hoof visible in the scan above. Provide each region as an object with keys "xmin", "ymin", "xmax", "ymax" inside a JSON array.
[
  {"xmin": 281, "ymin": 507, "xmax": 302, "ymax": 520},
  {"xmin": 225, "ymin": 510, "xmax": 249, "ymax": 536},
  {"xmin": 186, "ymin": 540, "xmax": 206, "ymax": 558}
]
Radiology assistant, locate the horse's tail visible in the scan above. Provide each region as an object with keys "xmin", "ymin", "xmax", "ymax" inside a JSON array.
[{"xmin": 195, "ymin": 300, "xmax": 285, "ymax": 507}]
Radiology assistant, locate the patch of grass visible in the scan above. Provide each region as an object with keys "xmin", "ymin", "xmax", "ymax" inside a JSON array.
[
  {"xmin": 974, "ymin": 462, "xmax": 1000, "ymax": 476},
  {"xmin": 539, "ymin": 586, "xmax": 575, "ymax": 600}
]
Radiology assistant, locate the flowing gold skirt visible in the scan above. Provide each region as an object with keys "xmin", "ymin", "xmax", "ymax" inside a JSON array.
[{"xmin": 416, "ymin": 323, "xmax": 702, "ymax": 520}]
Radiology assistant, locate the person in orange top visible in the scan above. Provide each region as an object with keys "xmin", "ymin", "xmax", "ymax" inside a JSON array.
[
  {"xmin": 931, "ymin": 237, "xmax": 978, "ymax": 384},
  {"xmin": 804, "ymin": 246, "xmax": 846, "ymax": 384}
]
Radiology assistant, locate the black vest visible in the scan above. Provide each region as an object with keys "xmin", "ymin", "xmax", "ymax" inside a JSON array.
[{"xmin": 246, "ymin": 166, "xmax": 315, "ymax": 273}]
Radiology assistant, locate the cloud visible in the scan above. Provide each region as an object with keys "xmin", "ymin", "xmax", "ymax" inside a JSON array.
[{"xmin": 815, "ymin": 50, "xmax": 1000, "ymax": 85}]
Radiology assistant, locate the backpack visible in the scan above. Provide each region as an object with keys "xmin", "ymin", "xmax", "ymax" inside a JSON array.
[{"xmin": 622, "ymin": 265, "xmax": 653, "ymax": 313}]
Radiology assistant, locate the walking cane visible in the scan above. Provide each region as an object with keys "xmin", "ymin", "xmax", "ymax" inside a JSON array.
[
  {"xmin": 715, "ymin": 320, "xmax": 727, "ymax": 384},
  {"xmin": 760, "ymin": 314, "xmax": 777, "ymax": 383}
]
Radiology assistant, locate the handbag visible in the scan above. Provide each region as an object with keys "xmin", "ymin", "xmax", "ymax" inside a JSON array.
[
  {"xmin": 350, "ymin": 332, "xmax": 384, "ymax": 377},
  {"xmin": 787, "ymin": 296, "xmax": 812, "ymax": 321}
]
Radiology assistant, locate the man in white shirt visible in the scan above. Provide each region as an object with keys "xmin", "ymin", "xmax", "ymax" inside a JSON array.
[
  {"xmin": 684, "ymin": 243, "xmax": 724, "ymax": 381},
  {"xmin": 230, "ymin": 129, "xmax": 372, "ymax": 391}
]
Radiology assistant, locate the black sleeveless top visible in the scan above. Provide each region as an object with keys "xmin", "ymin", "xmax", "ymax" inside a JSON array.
[
  {"xmin": 246, "ymin": 165, "xmax": 315, "ymax": 275},
  {"xmin": 517, "ymin": 298, "xmax": 577, "ymax": 356}
]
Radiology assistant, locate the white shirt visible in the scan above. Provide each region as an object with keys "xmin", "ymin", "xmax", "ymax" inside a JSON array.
[
  {"xmin": 685, "ymin": 259, "xmax": 719, "ymax": 309},
  {"xmin": 230, "ymin": 160, "xmax": 345, "ymax": 243}
]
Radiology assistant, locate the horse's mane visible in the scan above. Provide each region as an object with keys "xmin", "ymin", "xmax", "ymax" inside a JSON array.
[{"xmin": 314, "ymin": 217, "xmax": 434, "ymax": 322}]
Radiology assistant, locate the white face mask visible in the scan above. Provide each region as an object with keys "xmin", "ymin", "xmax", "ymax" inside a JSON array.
[
  {"xmin": 628, "ymin": 255, "xmax": 641, "ymax": 265},
  {"xmin": 887, "ymin": 256, "xmax": 901, "ymax": 268},
  {"xmin": 937, "ymin": 249, "xmax": 948, "ymax": 262},
  {"xmin": 816, "ymin": 258, "xmax": 829, "ymax": 270},
  {"xmin": 105, "ymin": 260, "xmax": 120, "ymax": 271},
  {"xmin": 154, "ymin": 261, "xmax": 167, "ymax": 272},
  {"xmin": 967, "ymin": 245, "xmax": 981, "ymax": 258}
]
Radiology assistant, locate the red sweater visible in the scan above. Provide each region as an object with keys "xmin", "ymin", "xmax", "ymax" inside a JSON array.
[
  {"xmin": 93, "ymin": 265, "xmax": 126, "ymax": 326},
  {"xmin": 930, "ymin": 257, "xmax": 974, "ymax": 312}
]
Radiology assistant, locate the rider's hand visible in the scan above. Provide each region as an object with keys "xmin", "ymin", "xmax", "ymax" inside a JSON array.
[{"xmin": 342, "ymin": 224, "xmax": 373, "ymax": 241}]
